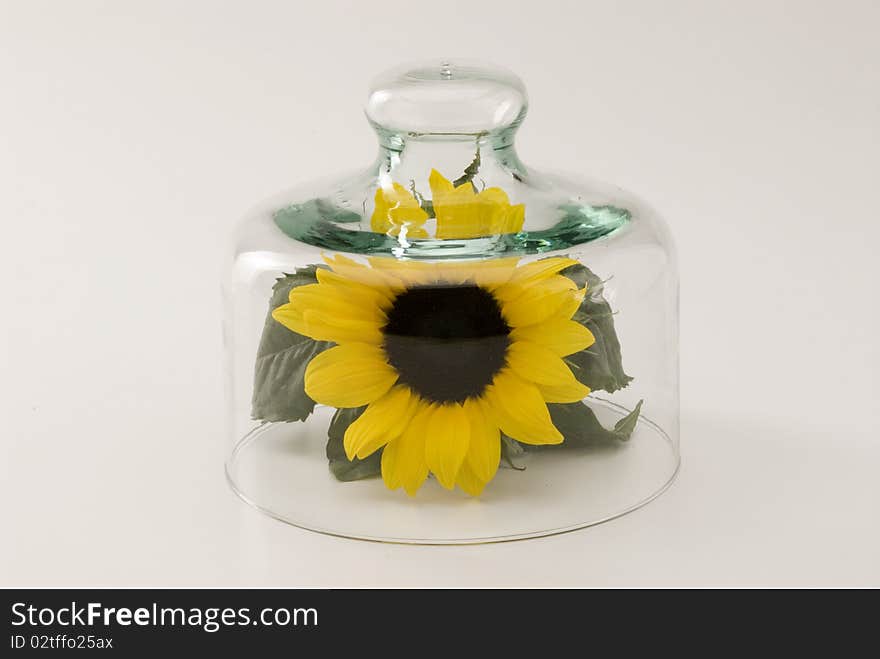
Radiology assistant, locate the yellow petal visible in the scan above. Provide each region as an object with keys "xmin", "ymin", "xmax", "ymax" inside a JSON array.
[
  {"xmin": 343, "ymin": 386, "xmax": 415, "ymax": 460},
  {"xmin": 463, "ymin": 397, "xmax": 501, "ymax": 483},
  {"xmin": 368, "ymin": 256, "xmax": 436, "ymax": 288},
  {"xmin": 322, "ymin": 253, "xmax": 366, "ymax": 275},
  {"xmin": 475, "ymin": 186, "xmax": 511, "ymax": 206},
  {"xmin": 271, "ymin": 303, "xmax": 310, "ymax": 337},
  {"xmin": 428, "ymin": 168, "xmax": 456, "ymax": 198},
  {"xmin": 456, "ymin": 460, "xmax": 488, "ymax": 497},
  {"xmin": 494, "ymin": 271, "xmax": 575, "ymax": 303},
  {"xmin": 433, "ymin": 259, "xmax": 518, "ymax": 287},
  {"xmin": 304, "ymin": 343, "xmax": 398, "ymax": 408},
  {"xmin": 435, "ymin": 212, "xmax": 484, "ymax": 240},
  {"xmin": 510, "ymin": 319, "xmax": 595, "ymax": 356},
  {"xmin": 275, "ymin": 290, "xmax": 382, "ymax": 346},
  {"xmin": 315, "ymin": 268, "xmax": 396, "ymax": 309},
  {"xmin": 402, "ymin": 226, "xmax": 429, "ymax": 239},
  {"xmin": 536, "ymin": 380, "xmax": 591, "ymax": 403},
  {"xmin": 476, "ymin": 187, "xmax": 514, "ymax": 235},
  {"xmin": 432, "ymin": 262, "xmax": 474, "ymax": 286},
  {"xmin": 290, "ymin": 283, "xmax": 386, "ymax": 321},
  {"xmin": 484, "ymin": 369, "xmax": 563, "ymax": 445},
  {"xmin": 381, "ymin": 402, "xmax": 432, "ymax": 496},
  {"xmin": 474, "ymin": 188, "xmax": 510, "ymax": 236},
  {"xmin": 498, "ymin": 277, "xmax": 579, "ymax": 328},
  {"xmin": 431, "ymin": 170, "xmax": 481, "ymax": 239},
  {"xmin": 302, "ymin": 309, "xmax": 384, "ymax": 344},
  {"xmin": 507, "ymin": 257, "xmax": 579, "ymax": 286},
  {"xmin": 429, "ymin": 168, "xmax": 525, "ymax": 239},
  {"xmin": 468, "ymin": 257, "xmax": 520, "ymax": 290},
  {"xmin": 371, "ymin": 183, "xmax": 429, "ymax": 236},
  {"xmin": 325, "ymin": 254, "xmax": 402, "ymax": 290},
  {"xmin": 506, "ymin": 340, "xmax": 583, "ymax": 388},
  {"xmin": 551, "ymin": 286, "xmax": 587, "ymax": 321},
  {"xmin": 424, "ymin": 403, "xmax": 470, "ymax": 490},
  {"xmin": 501, "ymin": 203, "xmax": 525, "ymax": 233}
]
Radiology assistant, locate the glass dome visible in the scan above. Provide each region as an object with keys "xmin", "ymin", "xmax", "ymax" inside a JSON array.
[{"xmin": 223, "ymin": 60, "xmax": 679, "ymax": 543}]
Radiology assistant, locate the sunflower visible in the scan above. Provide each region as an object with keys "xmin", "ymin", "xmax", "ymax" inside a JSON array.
[
  {"xmin": 271, "ymin": 252, "xmax": 596, "ymax": 496},
  {"xmin": 371, "ymin": 169, "xmax": 525, "ymax": 239}
]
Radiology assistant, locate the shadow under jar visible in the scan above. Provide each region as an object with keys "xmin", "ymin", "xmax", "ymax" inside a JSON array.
[{"xmin": 223, "ymin": 60, "xmax": 679, "ymax": 544}]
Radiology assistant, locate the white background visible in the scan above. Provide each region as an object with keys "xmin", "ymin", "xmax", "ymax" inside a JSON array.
[{"xmin": 2, "ymin": 0, "xmax": 878, "ymax": 586}]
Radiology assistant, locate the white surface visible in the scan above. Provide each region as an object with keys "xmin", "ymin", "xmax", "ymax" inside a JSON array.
[
  {"xmin": 2, "ymin": 0, "xmax": 878, "ymax": 586},
  {"xmin": 228, "ymin": 402, "xmax": 678, "ymax": 543}
]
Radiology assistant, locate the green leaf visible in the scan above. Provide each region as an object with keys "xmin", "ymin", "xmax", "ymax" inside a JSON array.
[
  {"xmin": 251, "ymin": 266, "xmax": 333, "ymax": 422},
  {"xmin": 500, "ymin": 435, "xmax": 527, "ymax": 470},
  {"xmin": 273, "ymin": 199, "xmax": 403, "ymax": 253},
  {"xmin": 316, "ymin": 198, "xmax": 362, "ymax": 224},
  {"xmin": 326, "ymin": 407, "xmax": 383, "ymax": 481},
  {"xmin": 409, "ymin": 181, "xmax": 435, "ymax": 218},
  {"xmin": 452, "ymin": 147, "xmax": 481, "ymax": 188},
  {"xmin": 547, "ymin": 400, "xmax": 643, "ymax": 447},
  {"xmin": 557, "ymin": 203, "xmax": 631, "ymax": 235},
  {"xmin": 279, "ymin": 198, "xmax": 361, "ymax": 227},
  {"xmin": 497, "ymin": 203, "xmax": 631, "ymax": 251},
  {"xmin": 500, "ymin": 400, "xmax": 642, "ymax": 457},
  {"xmin": 560, "ymin": 262, "xmax": 633, "ymax": 393}
]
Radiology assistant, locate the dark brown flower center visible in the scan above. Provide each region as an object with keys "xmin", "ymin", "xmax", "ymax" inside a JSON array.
[{"xmin": 382, "ymin": 285, "xmax": 511, "ymax": 403}]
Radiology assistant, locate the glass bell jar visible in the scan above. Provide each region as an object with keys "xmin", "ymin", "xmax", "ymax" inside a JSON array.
[{"xmin": 223, "ymin": 60, "xmax": 679, "ymax": 543}]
